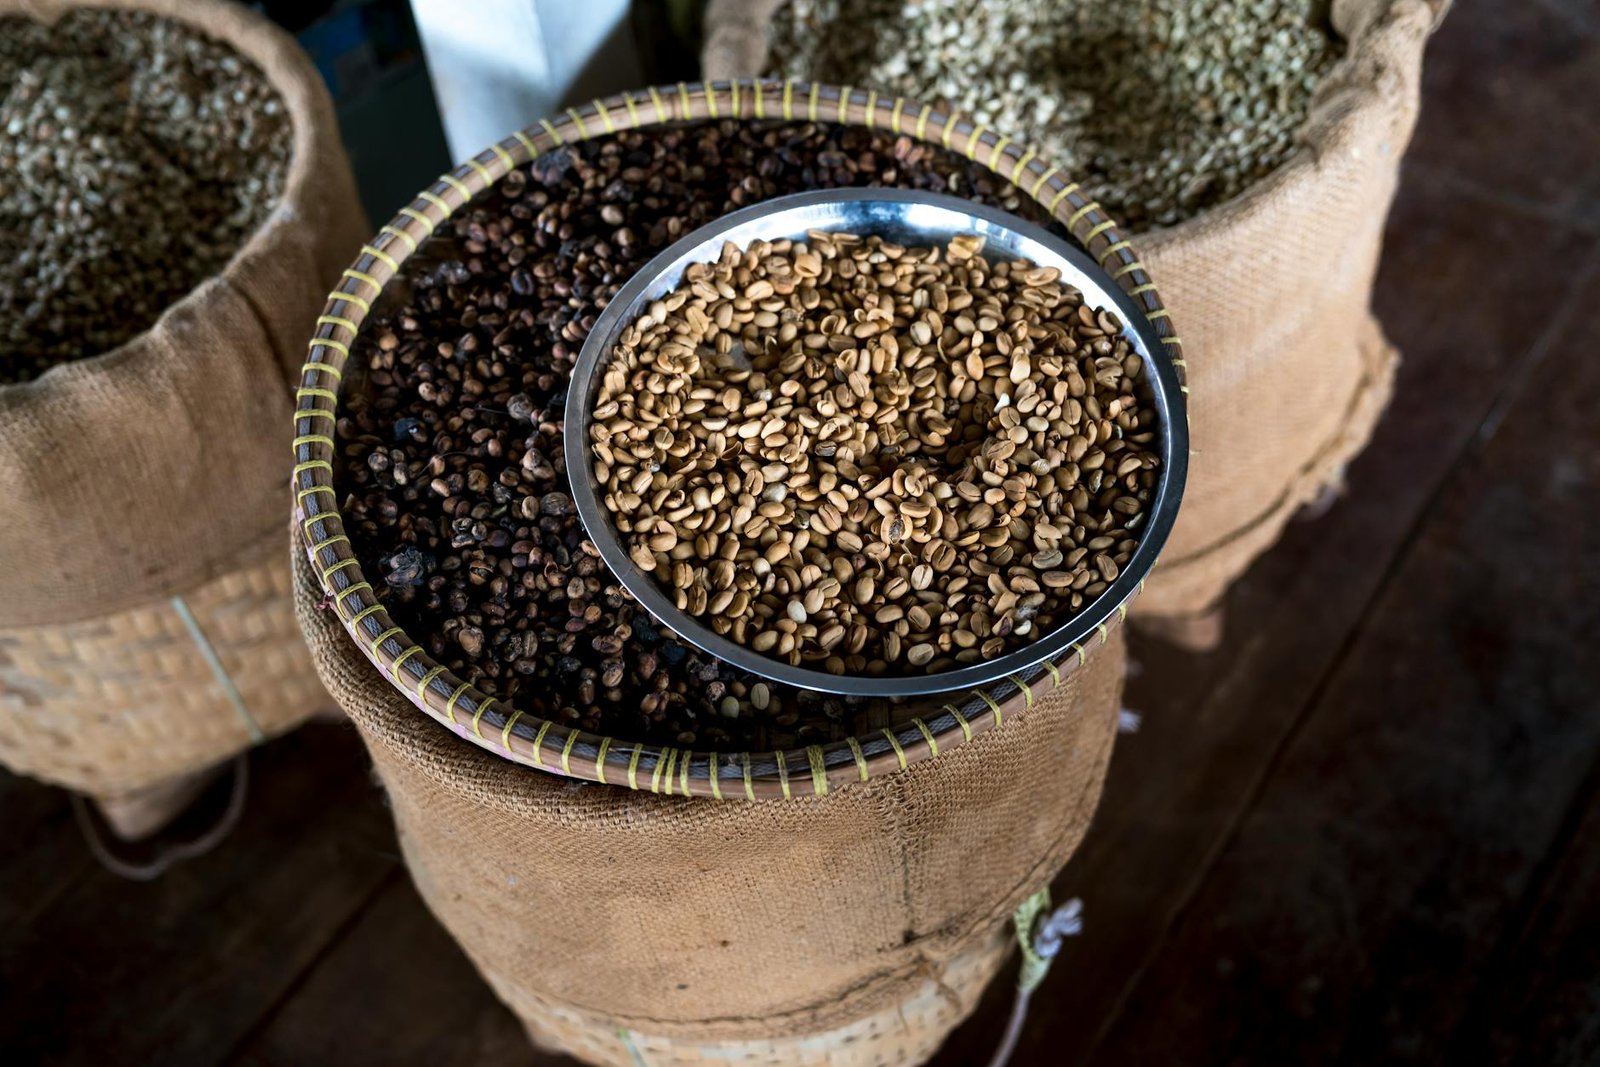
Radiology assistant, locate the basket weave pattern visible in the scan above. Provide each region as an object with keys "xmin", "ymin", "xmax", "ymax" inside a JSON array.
[{"xmin": 0, "ymin": 546, "xmax": 325, "ymax": 796}]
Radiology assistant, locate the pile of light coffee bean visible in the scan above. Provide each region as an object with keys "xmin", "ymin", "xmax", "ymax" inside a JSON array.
[
  {"xmin": 594, "ymin": 232, "xmax": 1156, "ymax": 676},
  {"xmin": 768, "ymin": 0, "xmax": 1342, "ymax": 230},
  {"xmin": 336, "ymin": 120, "xmax": 1064, "ymax": 751},
  {"xmin": 0, "ymin": 9, "xmax": 290, "ymax": 384}
]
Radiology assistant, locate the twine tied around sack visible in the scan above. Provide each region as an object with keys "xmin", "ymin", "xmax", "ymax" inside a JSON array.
[{"xmin": 989, "ymin": 889, "xmax": 1085, "ymax": 1067}]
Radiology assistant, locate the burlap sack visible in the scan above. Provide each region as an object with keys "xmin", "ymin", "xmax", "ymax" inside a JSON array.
[
  {"xmin": 294, "ymin": 537, "xmax": 1125, "ymax": 1060},
  {"xmin": 0, "ymin": 0, "xmax": 366, "ymax": 826},
  {"xmin": 704, "ymin": 0, "xmax": 1440, "ymax": 632}
]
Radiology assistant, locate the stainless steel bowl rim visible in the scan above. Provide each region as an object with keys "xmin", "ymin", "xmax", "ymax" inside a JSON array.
[{"xmin": 565, "ymin": 188, "xmax": 1188, "ymax": 697}]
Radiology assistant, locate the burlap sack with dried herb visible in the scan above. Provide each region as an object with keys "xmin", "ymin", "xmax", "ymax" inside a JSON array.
[
  {"xmin": 0, "ymin": 0, "xmax": 367, "ymax": 839},
  {"xmin": 293, "ymin": 531, "xmax": 1125, "ymax": 1064},
  {"xmin": 705, "ymin": 0, "xmax": 1442, "ymax": 643}
]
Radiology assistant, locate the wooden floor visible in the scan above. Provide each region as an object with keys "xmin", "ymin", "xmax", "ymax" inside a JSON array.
[{"xmin": 5, "ymin": 3, "xmax": 1599, "ymax": 1064}]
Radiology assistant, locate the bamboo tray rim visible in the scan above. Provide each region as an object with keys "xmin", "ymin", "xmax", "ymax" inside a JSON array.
[{"xmin": 290, "ymin": 79, "xmax": 1188, "ymax": 800}]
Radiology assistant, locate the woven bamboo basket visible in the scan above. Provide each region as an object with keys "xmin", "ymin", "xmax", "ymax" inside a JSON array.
[
  {"xmin": 0, "ymin": 540, "xmax": 330, "ymax": 837},
  {"xmin": 0, "ymin": 0, "xmax": 366, "ymax": 841},
  {"xmin": 291, "ymin": 80, "xmax": 1180, "ymax": 1064}
]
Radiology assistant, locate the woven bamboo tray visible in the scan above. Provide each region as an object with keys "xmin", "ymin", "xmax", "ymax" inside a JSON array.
[{"xmin": 292, "ymin": 79, "xmax": 1187, "ymax": 799}]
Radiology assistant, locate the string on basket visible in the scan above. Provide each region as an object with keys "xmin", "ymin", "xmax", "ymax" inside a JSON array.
[
  {"xmin": 171, "ymin": 595, "xmax": 264, "ymax": 743},
  {"xmin": 989, "ymin": 890, "xmax": 1084, "ymax": 1067}
]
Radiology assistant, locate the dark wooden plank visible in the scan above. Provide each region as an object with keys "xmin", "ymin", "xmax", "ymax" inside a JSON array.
[
  {"xmin": 934, "ymin": 156, "xmax": 1600, "ymax": 1065},
  {"xmin": 0, "ymin": 770, "xmax": 95, "ymax": 938},
  {"xmin": 227, "ymin": 876, "xmax": 549, "ymax": 1067},
  {"xmin": 0, "ymin": 723, "xmax": 397, "ymax": 1067},
  {"xmin": 1407, "ymin": 0, "xmax": 1600, "ymax": 222},
  {"xmin": 1081, "ymin": 248, "xmax": 1600, "ymax": 1065},
  {"xmin": 1454, "ymin": 767, "xmax": 1600, "ymax": 1067}
]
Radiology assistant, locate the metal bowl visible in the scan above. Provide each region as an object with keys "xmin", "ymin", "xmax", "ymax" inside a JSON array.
[{"xmin": 565, "ymin": 188, "xmax": 1187, "ymax": 697}]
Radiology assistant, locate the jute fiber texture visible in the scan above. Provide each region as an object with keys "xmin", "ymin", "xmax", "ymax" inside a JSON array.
[
  {"xmin": 0, "ymin": 0, "xmax": 365, "ymax": 803},
  {"xmin": 704, "ymin": 0, "xmax": 1438, "ymax": 623},
  {"xmin": 293, "ymin": 537, "xmax": 1124, "ymax": 1050},
  {"xmin": 0, "ymin": 0, "xmax": 369, "ymax": 627},
  {"xmin": 0, "ymin": 537, "xmax": 329, "ymax": 797}
]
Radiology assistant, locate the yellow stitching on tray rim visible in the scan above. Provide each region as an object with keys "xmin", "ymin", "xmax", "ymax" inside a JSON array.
[
  {"xmin": 530, "ymin": 720, "xmax": 551, "ymax": 766},
  {"xmin": 538, "ymin": 118, "xmax": 564, "ymax": 147},
  {"xmin": 914, "ymin": 718, "xmax": 939, "ymax": 757},
  {"xmin": 677, "ymin": 82, "xmax": 692, "ymax": 119},
  {"xmin": 882, "ymin": 729, "xmax": 908, "ymax": 769},
  {"xmin": 1084, "ymin": 219, "xmax": 1116, "ymax": 243},
  {"xmin": 415, "ymin": 190, "xmax": 451, "ymax": 215},
  {"xmin": 301, "ymin": 359, "xmax": 343, "ymax": 382},
  {"xmin": 837, "ymin": 84, "xmax": 852, "ymax": 123},
  {"xmin": 915, "ymin": 103, "xmax": 931, "ymax": 141},
  {"xmin": 308, "ymin": 338, "xmax": 349, "ymax": 357},
  {"xmin": 1030, "ymin": 166, "xmax": 1059, "ymax": 199},
  {"xmin": 370, "ymin": 626, "xmax": 404, "ymax": 652},
  {"xmin": 315, "ymin": 315, "xmax": 358, "ymax": 333},
  {"xmin": 647, "ymin": 85, "xmax": 667, "ymax": 123},
  {"xmin": 978, "ymin": 689, "xmax": 1003, "ymax": 726},
  {"xmin": 1113, "ymin": 259, "xmax": 1146, "ymax": 280},
  {"xmin": 945, "ymin": 704, "xmax": 973, "ymax": 742},
  {"xmin": 297, "ymin": 387, "xmax": 338, "ymax": 404},
  {"xmin": 705, "ymin": 85, "xmax": 718, "ymax": 119},
  {"xmin": 489, "ymin": 142, "xmax": 515, "ymax": 169},
  {"xmin": 1049, "ymin": 182, "xmax": 1081, "ymax": 215},
  {"xmin": 444, "ymin": 682, "xmax": 471, "ymax": 724},
  {"xmin": 293, "ymin": 408, "xmax": 334, "ymax": 423},
  {"xmin": 709, "ymin": 757, "xmax": 723, "ymax": 799},
  {"xmin": 471, "ymin": 696, "xmax": 494, "ymax": 739},
  {"xmin": 1046, "ymin": 661, "xmax": 1061, "ymax": 685},
  {"xmin": 389, "ymin": 646, "xmax": 423, "ymax": 681},
  {"xmin": 332, "ymin": 579, "xmax": 369, "ymax": 604},
  {"xmin": 807, "ymin": 82, "xmax": 821, "ymax": 122},
  {"xmin": 437, "ymin": 173, "xmax": 471, "ymax": 199},
  {"xmin": 501, "ymin": 709, "xmax": 526, "ymax": 750},
  {"xmin": 595, "ymin": 736, "xmax": 611, "ymax": 784},
  {"xmin": 988, "ymin": 134, "xmax": 1011, "ymax": 166},
  {"xmin": 965, "ymin": 124, "xmax": 990, "ymax": 160},
  {"xmin": 291, "ymin": 434, "xmax": 334, "ymax": 451},
  {"xmin": 781, "ymin": 81, "xmax": 794, "ymax": 119},
  {"xmin": 1011, "ymin": 147, "xmax": 1036, "ymax": 184},
  {"xmin": 1100, "ymin": 239, "xmax": 1134, "ymax": 264},
  {"xmin": 650, "ymin": 748, "xmax": 668, "ymax": 793},
  {"xmin": 681, "ymin": 748, "xmax": 692, "ymax": 796},
  {"xmin": 561, "ymin": 729, "xmax": 580, "ymax": 775},
  {"xmin": 595, "ymin": 98, "xmax": 616, "ymax": 133},
  {"xmin": 623, "ymin": 92, "xmax": 641, "ymax": 127},
  {"xmin": 846, "ymin": 737, "xmax": 869, "ymax": 781},
  {"xmin": 890, "ymin": 96, "xmax": 905, "ymax": 133},
  {"xmin": 864, "ymin": 89, "xmax": 878, "ymax": 123},
  {"xmin": 293, "ymin": 459, "xmax": 332, "ymax": 478},
  {"xmin": 342, "ymin": 267, "xmax": 382, "ymax": 290},
  {"xmin": 464, "ymin": 157, "xmax": 493, "ymax": 184},
  {"xmin": 1067, "ymin": 201, "xmax": 1102, "ymax": 229},
  {"xmin": 942, "ymin": 110, "xmax": 960, "ymax": 149},
  {"xmin": 309, "ymin": 532, "xmax": 349, "ymax": 555},
  {"xmin": 348, "ymin": 603, "xmax": 383, "ymax": 629},
  {"xmin": 569, "ymin": 106, "xmax": 592, "ymax": 138},
  {"xmin": 628, "ymin": 746, "xmax": 643, "ymax": 790},
  {"xmin": 729, "ymin": 81, "xmax": 740, "ymax": 116},
  {"xmin": 753, "ymin": 81, "xmax": 765, "ymax": 118},
  {"xmin": 415, "ymin": 665, "xmax": 445, "ymax": 703},
  {"xmin": 807, "ymin": 746, "xmax": 829, "ymax": 796},
  {"xmin": 775, "ymin": 749, "xmax": 791, "ymax": 799},
  {"xmin": 379, "ymin": 225, "xmax": 417, "ymax": 254},
  {"xmin": 328, "ymin": 290, "xmax": 369, "ymax": 315},
  {"xmin": 297, "ymin": 485, "xmax": 337, "ymax": 505},
  {"xmin": 319, "ymin": 558, "xmax": 360, "ymax": 586},
  {"xmin": 1007, "ymin": 675, "xmax": 1035, "ymax": 707},
  {"xmin": 510, "ymin": 130, "xmax": 537, "ymax": 157},
  {"xmin": 397, "ymin": 206, "xmax": 437, "ymax": 236}
]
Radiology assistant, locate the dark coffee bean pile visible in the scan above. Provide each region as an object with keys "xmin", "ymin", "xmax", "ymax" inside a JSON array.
[
  {"xmin": 0, "ymin": 10, "xmax": 290, "ymax": 384},
  {"xmin": 336, "ymin": 120, "xmax": 1049, "ymax": 751}
]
